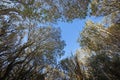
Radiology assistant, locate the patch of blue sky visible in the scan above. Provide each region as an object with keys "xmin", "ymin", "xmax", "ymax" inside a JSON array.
[{"xmin": 56, "ymin": 16, "xmax": 103, "ymax": 58}]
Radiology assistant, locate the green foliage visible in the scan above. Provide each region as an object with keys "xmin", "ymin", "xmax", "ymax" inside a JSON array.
[
  {"xmin": 90, "ymin": 0, "xmax": 120, "ymax": 24},
  {"xmin": 0, "ymin": 7, "xmax": 65, "ymax": 80},
  {"xmin": 90, "ymin": 0, "xmax": 120, "ymax": 16},
  {"xmin": 0, "ymin": 23, "xmax": 65, "ymax": 80},
  {"xmin": 78, "ymin": 22, "xmax": 120, "ymax": 80},
  {"xmin": 0, "ymin": 0, "xmax": 90, "ymax": 22},
  {"xmin": 60, "ymin": 55, "xmax": 84, "ymax": 80}
]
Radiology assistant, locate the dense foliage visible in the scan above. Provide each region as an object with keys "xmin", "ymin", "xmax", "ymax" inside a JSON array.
[
  {"xmin": 79, "ymin": 22, "xmax": 120, "ymax": 80},
  {"xmin": 0, "ymin": 0, "xmax": 120, "ymax": 80}
]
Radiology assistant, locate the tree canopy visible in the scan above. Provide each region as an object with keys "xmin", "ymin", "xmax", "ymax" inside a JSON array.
[
  {"xmin": 0, "ymin": 0, "xmax": 120, "ymax": 80},
  {"xmin": 78, "ymin": 21, "xmax": 120, "ymax": 80}
]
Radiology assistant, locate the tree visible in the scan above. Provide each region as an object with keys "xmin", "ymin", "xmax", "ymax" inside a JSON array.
[
  {"xmin": 0, "ymin": 0, "xmax": 90, "ymax": 22},
  {"xmin": 78, "ymin": 21, "xmax": 120, "ymax": 80},
  {"xmin": 60, "ymin": 54, "xmax": 85, "ymax": 80},
  {"xmin": 90, "ymin": 0, "xmax": 120, "ymax": 24},
  {"xmin": 0, "ymin": 22, "xmax": 65, "ymax": 80}
]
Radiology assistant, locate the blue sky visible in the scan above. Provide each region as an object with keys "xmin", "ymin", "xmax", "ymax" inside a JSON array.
[
  {"xmin": 58, "ymin": 19, "xmax": 85, "ymax": 57},
  {"xmin": 56, "ymin": 16, "xmax": 103, "ymax": 58}
]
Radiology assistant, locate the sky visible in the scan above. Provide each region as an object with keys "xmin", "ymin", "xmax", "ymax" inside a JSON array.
[{"xmin": 57, "ymin": 16, "xmax": 103, "ymax": 58}]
